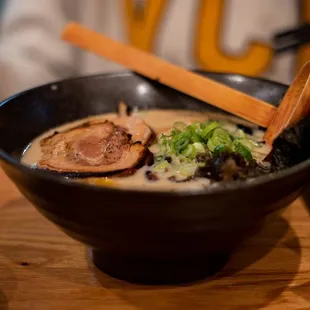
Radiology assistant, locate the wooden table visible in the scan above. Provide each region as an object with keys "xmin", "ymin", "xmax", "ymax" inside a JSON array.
[{"xmin": 1, "ymin": 169, "xmax": 310, "ymax": 310}]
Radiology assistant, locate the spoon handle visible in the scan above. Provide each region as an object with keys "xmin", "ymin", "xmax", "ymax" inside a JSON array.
[{"xmin": 61, "ymin": 22, "xmax": 276, "ymax": 127}]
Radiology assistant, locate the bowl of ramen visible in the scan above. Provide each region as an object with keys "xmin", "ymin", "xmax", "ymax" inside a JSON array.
[{"xmin": 1, "ymin": 71, "xmax": 310, "ymax": 284}]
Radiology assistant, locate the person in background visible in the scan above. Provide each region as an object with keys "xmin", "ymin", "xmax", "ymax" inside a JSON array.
[{"xmin": 0, "ymin": 0, "xmax": 308, "ymax": 101}]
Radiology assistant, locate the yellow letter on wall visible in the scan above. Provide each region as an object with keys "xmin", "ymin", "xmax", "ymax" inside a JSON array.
[
  {"xmin": 194, "ymin": 0, "xmax": 272, "ymax": 76},
  {"xmin": 297, "ymin": 0, "xmax": 310, "ymax": 72},
  {"xmin": 123, "ymin": 0, "xmax": 168, "ymax": 52}
]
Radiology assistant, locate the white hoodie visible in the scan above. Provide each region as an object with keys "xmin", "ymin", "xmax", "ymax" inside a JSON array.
[{"xmin": 0, "ymin": 0, "xmax": 306, "ymax": 100}]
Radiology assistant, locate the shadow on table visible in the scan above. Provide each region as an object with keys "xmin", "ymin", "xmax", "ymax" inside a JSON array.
[
  {"xmin": 300, "ymin": 183, "xmax": 310, "ymax": 214},
  {"xmin": 0, "ymin": 291, "xmax": 8, "ymax": 310},
  {"xmin": 89, "ymin": 215, "xmax": 301, "ymax": 310},
  {"xmin": 0, "ymin": 260, "xmax": 17, "ymax": 310}
]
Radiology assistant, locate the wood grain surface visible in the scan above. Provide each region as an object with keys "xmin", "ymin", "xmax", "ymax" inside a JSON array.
[{"xmin": 1, "ymin": 168, "xmax": 310, "ymax": 310}]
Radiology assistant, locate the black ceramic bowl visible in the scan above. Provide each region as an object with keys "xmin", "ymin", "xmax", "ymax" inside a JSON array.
[{"xmin": 1, "ymin": 71, "xmax": 310, "ymax": 284}]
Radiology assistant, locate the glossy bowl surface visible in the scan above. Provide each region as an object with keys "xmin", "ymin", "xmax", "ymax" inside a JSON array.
[{"xmin": 1, "ymin": 71, "xmax": 309, "ymax": 284}]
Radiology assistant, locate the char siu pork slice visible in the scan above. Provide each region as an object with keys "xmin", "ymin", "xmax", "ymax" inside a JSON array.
[
  {"xmin": 89, "ymin": 116, "xmax": 153, "ymax": 146},
  {"xmin": 38, "ymin": 120, "xmax": 148, "ymax": 174},
  {"xmin": 88, "ymin": 102, "xmax": 154, "ymax": 146},
  {"xmin": 112, "ymin": 115, "xmax": 153, "ymax": 145}
]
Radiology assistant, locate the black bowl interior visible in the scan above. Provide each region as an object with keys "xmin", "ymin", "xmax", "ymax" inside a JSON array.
[{"xmin": 0, "ymin": 71, "xmax": 287, "ymax": 161}]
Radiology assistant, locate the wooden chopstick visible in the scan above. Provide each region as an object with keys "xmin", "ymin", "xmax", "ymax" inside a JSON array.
[
  {"xmin": 264, "ymin": 61, "xmax": 310, "ymax": 145},
  {"xmin": 61, "ymin": 22, "xmax": 276, "ymax": 127}
]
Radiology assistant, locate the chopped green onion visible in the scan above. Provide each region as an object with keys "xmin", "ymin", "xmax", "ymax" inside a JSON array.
[
  {"xmin": 236, "ymin": 138, "xmax": 253, "ymax": 150},
  {"xmin": 191, "ymin": 132, "xmax": 203, "ymax": 143},
  {"xmin": 173, "ymin": 121, "xmax": 187, "ymax": 131},
  {"xmin": 174, "ymin": 154, "xmax": 192, "ymax": 165},
  {"xmin": 171, "ymin": 129, "xmax": 181, "ymax": 136},
  {"xmin": 189, "ymin": 122, "xmax": 204, "ymax": 135},
  {"xmin": 207, "ymin": 128, "xmax": 232, "ymax": 152},
  {"xmin": 182, "ymin": 144, "xmax": 196, "ymax": 159},
  {"xmin": 159, "ymin": 135, "xmax": 169, "ymax": 146},
  {"xmin": 201, "ymin": 121, "xmax": 219, "ymax": 141},
  {"xmin": 173, "ymin": 133, "xmax": 190, "ymax": 153},
  {"xmin": 178, "ymin": 163, "xmax": 198, "ymax": 177},
  {"xmin": 193, "ymin": 142, "xmax": 206, "ymax": 154},
  {"xmin": 154, "ymin": 160, "xmax": 170, "ymax": 172},
  {"xmin": 214, "ymin": 144, "xmax": 230, "ymax": 155},
  {"xmin": 154, "ymin": 155, "xmax": 165, "ymax": 162},
  {"xmin": 155, "ymin": 119, "xmax": 255, "ymax": 168},
  {"xmin": 233, "ymin": 142, "xmax": 253, "ymax": 161}
]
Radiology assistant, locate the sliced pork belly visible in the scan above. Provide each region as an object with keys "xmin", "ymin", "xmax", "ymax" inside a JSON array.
[
  {"xmin": 89, "ymin": 116, "xmax": 153, "ymax": 146},
  {"xmin": 38, "ymin": 120, "xmax": 147, "ymax": 174}
]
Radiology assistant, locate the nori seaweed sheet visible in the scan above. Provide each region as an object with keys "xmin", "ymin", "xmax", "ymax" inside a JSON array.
[{"xmin": 271, "ymin": 116, "xmax": 310, "ymax": 171}]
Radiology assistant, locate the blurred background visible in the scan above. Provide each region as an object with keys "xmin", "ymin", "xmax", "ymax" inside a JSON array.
[{"xmin": 0, "ymin": 0, "xmax": 308, "ymax": 101}]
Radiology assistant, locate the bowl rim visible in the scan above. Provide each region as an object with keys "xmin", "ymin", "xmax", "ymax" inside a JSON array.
[{"xmin": 1, "ymin": 70, "xmax": 308, "ymax": 197}]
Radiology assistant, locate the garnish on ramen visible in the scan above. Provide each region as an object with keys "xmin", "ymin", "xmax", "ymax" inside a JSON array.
[
  {"xmin": 148, "ymin": 118, "xmax": 270, "ymax": 184},
  {"xmin": 22, "ymin": 102, "xmax": 272, "ymax": 191}
]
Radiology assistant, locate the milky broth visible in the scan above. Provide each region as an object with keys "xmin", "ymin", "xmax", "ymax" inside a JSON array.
[{"xmin": 22, "ymin": 109, "xmax": 270, "ymax": 192}]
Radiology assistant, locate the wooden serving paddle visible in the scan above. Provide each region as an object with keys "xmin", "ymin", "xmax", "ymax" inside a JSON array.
[{"xmin": 61, "ymin": 22, "xmax": 310, "ymax": 147}]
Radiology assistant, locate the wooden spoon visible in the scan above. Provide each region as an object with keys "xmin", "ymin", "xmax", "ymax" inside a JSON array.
[{"xmin": 61, "ymin": 22, "xmax": 310, "ymax": 147}]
